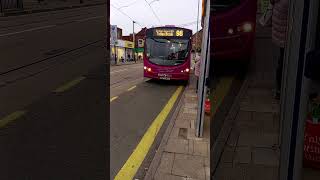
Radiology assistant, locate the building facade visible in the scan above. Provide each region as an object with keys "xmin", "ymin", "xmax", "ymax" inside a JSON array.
[
  {"xmin": 191, "ymin": 29, "xmax": 203, "ymax": 51},
  {"xmin": 110, "ymin": 26, "xmax": 147, "ymax": 62}
]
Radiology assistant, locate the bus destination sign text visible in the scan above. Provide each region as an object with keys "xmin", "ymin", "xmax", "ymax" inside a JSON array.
[{"xmin": 154, "ymin": 29, "xmax": 184, "ymax": 37}]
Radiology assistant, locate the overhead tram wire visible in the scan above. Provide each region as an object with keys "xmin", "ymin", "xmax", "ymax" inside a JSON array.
[
  {"xmin": 177, "ymin": 21, "xmax": 198, "ymax": 27},
  {"xmin": 118, "ymin": 0, "xmax": 140, "ymax": 10},
  {"xmin": 110, "ymin": 4, "xmax": 144, "ymax": 28},
  {"xmin": 148, "ymin": 0, "xmax": 159, "ymax": 5},
  {"xmin": 143, "ymin": 0, "xmax": 162, "ymax": 25},
  {"xmin": 172, "ymin": 21, "xmax": 202, "ymax": 29}
]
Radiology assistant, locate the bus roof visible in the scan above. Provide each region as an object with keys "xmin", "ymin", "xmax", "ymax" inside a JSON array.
[{"xmin": 147, "ymin": 26, "xmax": 192, "ymax": 31}]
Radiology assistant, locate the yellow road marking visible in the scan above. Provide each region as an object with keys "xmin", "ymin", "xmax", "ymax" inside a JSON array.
[
  {"xmin": 127, "ymin": 85, "xmax": 137, "ymax": 91},
  {"xmin": 211, "ymin": 77, "xmax": 234, "ymax": 115},
  {"xmin": 110, "ymin": 96, "xmax": 118, "ymax": 102},
  {"xmin": 53, "ymin": 76, "xmax": 85, "ymax": 93},
  {"xmin": 0, "ymin": 111, "xmax": 26, "ymax": 128},
  {"xmin": 114, "ymin": 86, "xmax": 184, "ymax": 180}
]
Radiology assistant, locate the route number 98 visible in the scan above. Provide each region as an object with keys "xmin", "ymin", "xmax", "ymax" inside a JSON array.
[{"xmin": 176, "ymin": 30, "xmax": 183, "ymax": 36}]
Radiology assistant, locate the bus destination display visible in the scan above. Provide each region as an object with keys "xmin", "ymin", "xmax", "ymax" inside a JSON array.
[{"xmin": 153, "ymin": 29, "xmax": 184, "ymax": 37}]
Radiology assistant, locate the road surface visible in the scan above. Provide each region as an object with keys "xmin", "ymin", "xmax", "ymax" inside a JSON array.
[{"xmin": 0, "ymin": 5, "xmax": 107, "ymax": 180}]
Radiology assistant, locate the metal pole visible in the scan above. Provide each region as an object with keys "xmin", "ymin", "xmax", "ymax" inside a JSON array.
[
  {"xmin": 196, "ymin": 0, "xmax": 200, "ymax": 51},
  {"xmin": 195, "ymin": 0, "xmax": 210, "ymax": 137},
  {"xmin": 133, "ymin": 21, "xmax": 136, "ymax": 62},
  {"xmin": 114, "ymin": 45, "xmax": 117, "ymax": 65}
]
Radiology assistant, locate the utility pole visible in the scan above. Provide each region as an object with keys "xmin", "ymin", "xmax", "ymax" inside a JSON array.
[
  {"xmin": 114, "ymin": 44, "xmax": 117, "ymax": 65},
  {"xmin": 133, "ymin": 21, "xmax": 136, "ymax": 62}
]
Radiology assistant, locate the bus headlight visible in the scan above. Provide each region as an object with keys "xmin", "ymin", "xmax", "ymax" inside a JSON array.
[
  {"xmin": 144, "ymin": 66, "xmax": 147, "ymax": 70},
  {"xmin": 228, "ymin": 28, "xmax": 234, "ymax": 34},
  {"xmin": 147, "ymin": 67, "xmax": 152, "ymax": 72},
  {"xmin": 185, "ymin": 68, "xmax": 190, "ymax": 72},
  {"xmin": 242, "ymin": 22, "xmax": 253, "ymax": 32}
]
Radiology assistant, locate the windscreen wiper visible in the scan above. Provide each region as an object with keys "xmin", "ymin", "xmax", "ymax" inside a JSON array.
[{"xmin": 162, "ymin": 37, "xmax": 187, "ymax": 45}]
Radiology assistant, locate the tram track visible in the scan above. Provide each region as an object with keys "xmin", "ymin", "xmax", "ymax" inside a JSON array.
[
  {"xmin": 0, "ymin": 4, "xmax": 104, "ymax": 24},
  {"xmin": 0, "ymin": 39, "xmax": 104, "ymax": 87},
  {"xmin": 0, "ymin": 11, "xmax": 96, "ymax": 30}
]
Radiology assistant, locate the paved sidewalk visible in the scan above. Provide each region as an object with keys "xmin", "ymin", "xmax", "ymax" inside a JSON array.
[
  {"xmin": 144, "ymin": 75, "xmax": 210, "ymax": 180},
  {"xmin": 211, "ymin": 22, "xmax": 281, "ymax": 179},
  {"xmin": 1, "ymin": 0, "xmax": 105, "ymax": 16}
]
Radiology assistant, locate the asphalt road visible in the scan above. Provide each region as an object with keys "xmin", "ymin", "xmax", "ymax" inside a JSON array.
[
  {"xmin": 0, "ymin": 5, "xmax": 106, "ymax": 117},
  {"xmin": 0, "ymin": 5, "xmax": 107, "ymax": 180},
  {"xmin": 110, "ymin": 62, "xmax": 145, "ymax": 98},
  {"xmin": 110, "ymin": 62, "xmax": 186, "ymax": 179}
]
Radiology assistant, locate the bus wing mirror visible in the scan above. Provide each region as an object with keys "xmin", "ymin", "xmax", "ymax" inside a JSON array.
[{"xmin": 305, "ymin": 49, "xmax": 320, "ymax": 81}]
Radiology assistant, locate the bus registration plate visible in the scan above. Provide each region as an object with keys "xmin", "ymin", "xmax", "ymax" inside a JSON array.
[
  {"xmin": 160, "ymin": 77, "xmax": 170, "ymax": 80},
  {"xmin": 158, "ymin": 73, "xmax": 171, "ymax": 80}
]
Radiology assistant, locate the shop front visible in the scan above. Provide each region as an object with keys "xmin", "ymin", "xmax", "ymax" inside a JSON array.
[
  {"xmin": 124, "ymin": 40, "xmax": 134, "ymax": 61},
  {"xmin": 135, "ymin": 38, "xmax": 144, "ymax": 61},
  {"xmin": 134, "ymin": 48, "xmax": 144, "ymax": 61},
  {"xmin": 110, "ymin": 40, "xmax": 127, "ymax": 63}
]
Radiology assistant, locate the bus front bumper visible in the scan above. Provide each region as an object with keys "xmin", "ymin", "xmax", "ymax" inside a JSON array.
[{"xmin": 144, "ymin": 71, "xmax": 190, "ymax": 81}]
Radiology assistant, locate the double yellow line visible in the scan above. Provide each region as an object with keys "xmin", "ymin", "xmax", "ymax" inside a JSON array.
[{"xmin": 114, "ymin": 86, "xmax": 183, "ymax": 180}]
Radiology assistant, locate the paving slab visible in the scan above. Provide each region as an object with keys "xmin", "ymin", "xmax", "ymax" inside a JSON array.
[
  {"xmin": 226, "ymin": 130, "xmax": 240, "ymax": 147},
  {"xmin": 193, "ymin": 141, "xmax": 208, "ymax": 157},
  {"xmin": 247, "ymin": 166, "xmax": 279, "ymax": 180},
  {"xmin": 234, "ymin": 146, "xmax": 252, "ymax": 164},
  {"xmin": 252, "ymin": 148, "xmax": 279, "ymax": 167},
  {"xmin": 175, "ymin": 118, "xmax": 191, "ymax": 129},
  {"xmin": 165, "ymin": 138, "xmax": 189, "ymax": 154},
  {"xmin": 213, "ymin": 166, "xmax": 248, "ymax": 180},
  {"xmin": 157, "ymin": 152, "xmax": 175, "ymax": 174},
  {"xmin": 240, "ymin": 102, "xmax": 280, "ymax": 113},
  {"xmin": 154, "ymin": 172, "xmax": 187, "ymax": 180},
  {"xmin": 237, "ymin": 132, "xmax": 278, "ymax": 148},
  {"xmin": 188, "ymin": 140, "xmax": 194, "ymax": 154},
  {"xmin": 172, "ymin": 154, "xmax": 205, "ymax": 179},
  {"xmin": 170, "ymin": 127, "xmax": 180, "ymax": 138},
  {"xmin": 183, "ymin": 108, "xmax": 197, "ymax": 114},
  {"xmin": 220, "ymin": 146, "xmax": 236, "ymax": 163}
]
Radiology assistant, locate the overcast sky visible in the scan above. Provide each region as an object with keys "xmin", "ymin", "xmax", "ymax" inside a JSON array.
[{"xmin": 110, "ymin": 0, "xmax": 202, "ymax": 35}]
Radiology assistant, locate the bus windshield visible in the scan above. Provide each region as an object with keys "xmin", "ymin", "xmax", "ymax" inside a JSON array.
[
  {"xmin": 145, "ymin": 38, "xmax": 189, "ymax": 66},
  {"xmin": 211, "ymin": 0, "xmax": 241, "ymax": 11}
]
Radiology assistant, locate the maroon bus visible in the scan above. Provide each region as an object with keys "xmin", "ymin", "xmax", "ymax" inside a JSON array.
[
  {"xmin": 209, "ymin": 0, "xmax": 257, "ymax": 61},
  {"xmin": 143, "ymin": 26, "xmax": 192, "ymax": 81}
]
